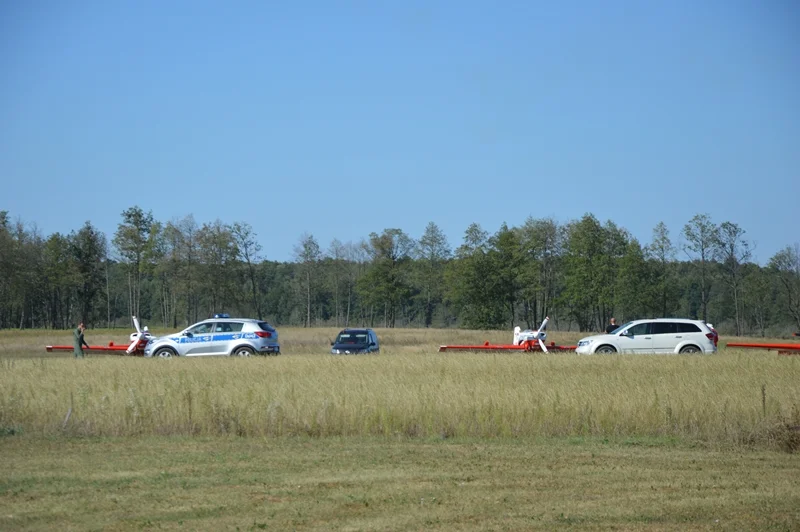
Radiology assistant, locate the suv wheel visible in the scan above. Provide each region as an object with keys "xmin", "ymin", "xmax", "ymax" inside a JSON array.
[
  {"xmin": 154, "ymin": 347, "xmax": 175, "ymax": 358},
  {"xmin": 596, "ymin": 345, "xmax": 617, "ymax": 354},
  {"xmin": 232, "ymin": 346, "xmax": 254, "ymax": 357},
  {"xmin": 680, "ymin": 345, "xmax": 701, "ymax": 354}
]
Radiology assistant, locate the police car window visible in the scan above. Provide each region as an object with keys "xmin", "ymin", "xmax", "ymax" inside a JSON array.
[
  {"xmin": 188, "ymin": 323, "xmax": 212, "ymax": 334},
  {"xmin": 213, "ymin": 322, "xmax": 241, "ymax": 333}
]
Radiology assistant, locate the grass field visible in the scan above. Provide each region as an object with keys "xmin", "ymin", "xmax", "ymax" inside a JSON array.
[
  {"xmin": 3, "ymin": 436, "xmax": 798, "ymax": 531},
  {"xmin": 2, "ymin": 326, "xmax": 799, "ymax": 529}
]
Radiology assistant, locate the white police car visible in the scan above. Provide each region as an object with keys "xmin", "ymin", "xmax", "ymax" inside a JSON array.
[{"xmin": 144, "ymin": 315, "xmax": 280, "ymax": 357}]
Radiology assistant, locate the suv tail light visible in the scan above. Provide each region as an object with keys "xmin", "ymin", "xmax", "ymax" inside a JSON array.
[
  {"xmin": 706, "ymin": 332, "xmax": 717, "ymax": 345},
  {"xmin": 255, "ymin": 331, "xmax": 272, "ymax": 338}
]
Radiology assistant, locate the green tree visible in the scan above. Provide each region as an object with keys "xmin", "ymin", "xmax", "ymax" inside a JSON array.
[
  {"xmin": 713, "ymin": 221, "xmax": 751, "ymax": 335},
  {"xmin": 113, "ymin": 207, "xmax": 159, "ymax": 321},
  {"xmin": 70, "ymin": 222, "xmax": 107, "ymax": 325},
  {"xmin": 359, "ymin": 229, "xmax": 414, "ymax": 327},
  {"xmin": 682, "ymin": 214, "xmax": 718, "ymax": 322},
  {"xmin": 446, "ymin": 223, "xmax": 506, "ymax": 329},
  {"xmin": 42, "ymin": 233, "xmax": 80, "ymax": 329},
  {"xmin": 415, "ymin": 222, "xmax": 451, "ymax": 327},
  {"xmin": 163, "ymin": 215, "xmax": 201, "ymax": 325},
  {"xmin": 562, "ymin": 214, "xmax": 606, "ymax": 331},
  {"xmin": 769, "ymin": 245, "xmax": 800, "ymax": 331},
  {"xmin": 197, "ymin": 220, "xmax": 239, "ymax": 315},
  {"xmin": 742, "ymin": 264, "xmax": 774, "ymax": 336},
  {"xmin": 615, "ymin": 239, "xmax": 651, "ymax": 320},
  {"xmin": 488, "ymin": 223, "xmax": 523, "ymax": 328},
  {"xmin": 517, "ymin": 217, "xmax": 563, "ymax": 329}
]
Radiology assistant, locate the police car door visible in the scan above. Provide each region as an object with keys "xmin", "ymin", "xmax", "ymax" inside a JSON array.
[
  {"xmin": 210, "ymin": 321, "xmax": 236, "ymax": 356},
  {"xmin": 182, "ymin": 322, "xmax": 215, "ymax": 355}
]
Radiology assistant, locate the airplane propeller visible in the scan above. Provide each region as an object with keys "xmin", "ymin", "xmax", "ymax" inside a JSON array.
[{"xmin": 535, "ymin": 317, "xmax": 549, "ymax": 352}]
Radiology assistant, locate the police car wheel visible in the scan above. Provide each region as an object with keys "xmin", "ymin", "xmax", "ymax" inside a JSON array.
[
  {"xmin": 232, "ymin": 347, "xmax": 254, "ymax": 357},
  {"xmin": 154, "ymin": 347, "xmax": 174, "ymax": 358}
]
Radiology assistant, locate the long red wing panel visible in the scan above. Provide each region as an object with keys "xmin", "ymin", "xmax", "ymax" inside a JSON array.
[{"xmin": 726, "ymin": 342, "xmax": 800, "ymax": 351}]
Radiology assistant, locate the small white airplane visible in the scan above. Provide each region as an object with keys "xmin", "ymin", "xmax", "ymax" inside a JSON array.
[{"xmin": 513, "ymin": 317, "xmax": 550, "ymax": 352}]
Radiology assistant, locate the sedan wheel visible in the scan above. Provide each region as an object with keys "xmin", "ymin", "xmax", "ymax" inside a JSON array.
[{"xmin": 232, "ymin": 347, "xmax": 254, "ymax": 357}]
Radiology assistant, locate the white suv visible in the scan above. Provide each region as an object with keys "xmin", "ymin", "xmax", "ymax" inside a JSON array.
[{"xmin": 576, "ymin": 318, "xmax": 717, "ymax": 355}]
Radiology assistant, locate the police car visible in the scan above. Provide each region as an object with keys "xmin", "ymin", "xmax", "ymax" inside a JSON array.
[{"xmin": 143, "ymin": 314, "xmax": 280, "ymax": 357}]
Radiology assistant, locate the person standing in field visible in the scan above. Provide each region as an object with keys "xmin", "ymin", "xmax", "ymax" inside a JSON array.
[
  {"xmin": 605, "ymin": 318, "xmax": 618, "ymax": 334},
  {"xmin": 73, "ymin": 322, "xmax": 90, "ymax": 358}
]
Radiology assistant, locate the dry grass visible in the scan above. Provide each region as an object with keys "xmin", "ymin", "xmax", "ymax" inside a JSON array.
[
  {"xmin": 2, "ymin": 327, "xmax": 799, "ymax": 529},
  {"xmin": 2, "ymin": 436, "xmax": 798, "ymax": 530},
  {"xmin": 1, "ymin": 327, "xmax": 799, "ymax": 449}
]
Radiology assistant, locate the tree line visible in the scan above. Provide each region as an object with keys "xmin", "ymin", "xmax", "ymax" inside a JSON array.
[{"xmin": 1, "ymin": 207, "xmax": 798, "ymax": 336}]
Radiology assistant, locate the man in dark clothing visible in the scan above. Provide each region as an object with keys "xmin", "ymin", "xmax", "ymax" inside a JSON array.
[
  {"xmin": 605, "ymin": 318, "xmax": 618, "ymax": 334},
  {"xmin": 73, "ymin": 322, "xmax": 90, "ymax": 358}
]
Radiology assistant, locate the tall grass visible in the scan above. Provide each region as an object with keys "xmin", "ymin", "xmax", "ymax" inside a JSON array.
[{"xmin": 2, "ymin": 334, "xmax": 799, "ymax": 449}]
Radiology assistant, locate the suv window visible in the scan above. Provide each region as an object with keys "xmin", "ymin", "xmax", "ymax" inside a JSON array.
[
  {"xmin": 214, "ymin": 322, "xmax": 243, "ymax": 333},
  {"xmin": 627, "ymin": 322, "xmax": 651, "ymax": 335},
  {"xmin": 187, "ymin": 322, "xmax": 213, "ymax": 335},
  {"xmin": 677, "ymin": 322, "xmax": 701, "ymax": 333},
  {"xmin": 652, "ymin": 322, "xmax": 677, "ymax": 335},
  {"xmin": 258, "ymin": 322, "xmax": 276, "ymax": 332}
]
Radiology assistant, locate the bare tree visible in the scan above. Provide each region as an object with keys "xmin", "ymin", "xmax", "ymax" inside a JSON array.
[
  {"xmin": 293, "ymin": 233, "xmax": 321, "ymax": 327},
  {"xmin": 232, "ymin": 222, "xmax": 263, "ymax": 319},
  {"xmin": 647, "ymin": 221, "xmax": 676, "ymax": 317}
]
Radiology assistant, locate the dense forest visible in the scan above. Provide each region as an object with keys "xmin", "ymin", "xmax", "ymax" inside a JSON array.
[{"xmin": 0, "ymin": 207, "xmax": 798, "ymax": 336}]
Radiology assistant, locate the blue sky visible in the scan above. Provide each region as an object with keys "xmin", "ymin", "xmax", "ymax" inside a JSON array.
[{"xmin": 2, "ymin": 0, "xmax": 798, "ymax": 264}]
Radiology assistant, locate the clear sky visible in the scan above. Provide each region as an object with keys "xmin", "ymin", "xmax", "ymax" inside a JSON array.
[{"xmin": 2, "ymin": 0, "xmax": 798, "ymax": 264}]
